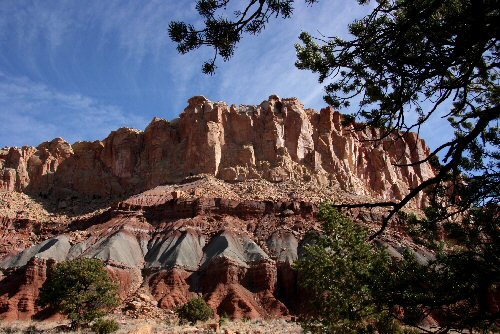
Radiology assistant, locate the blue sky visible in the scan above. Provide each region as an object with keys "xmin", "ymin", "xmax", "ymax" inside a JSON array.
[{"xmin": 0, "ymin": 0, "xmax": 451, "ymax": 151}]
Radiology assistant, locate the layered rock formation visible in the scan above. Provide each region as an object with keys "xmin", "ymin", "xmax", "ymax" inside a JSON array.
[
  {"xmin": 0, "ymin": 96, "xmax": 437, "ymax": 321},
  {"xmin": 0, "ymin": 192, "xmax": 310, "ymax": 320},
  {"xmin": 1, "ymin": 186, "xmax": 433, "ymax": 321},
  {"xmin": 0, "ymin": 95, "xmax": 435, "ymax": 206}
]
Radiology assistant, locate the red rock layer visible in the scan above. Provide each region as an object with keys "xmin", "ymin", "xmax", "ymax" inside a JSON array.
[
  {"xmin": 0, "ymin": 96, "xmax": 435, "ymax": 206},
  {"xmin": 0, "ymin": 258, "xmax": 54, "ymax": 320},
  {"xmin": 0, "ymin": 195, "xmax": 320, "ymax": 321}
]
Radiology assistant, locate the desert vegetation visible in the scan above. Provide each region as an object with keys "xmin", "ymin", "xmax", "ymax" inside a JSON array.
[
  {"xmin": 176, "ymin": 297, "xmax": 214, "ymax": 325},
  {"xmin": 37, "ymin": 258, "xmax": 119, "ymax": 331}
]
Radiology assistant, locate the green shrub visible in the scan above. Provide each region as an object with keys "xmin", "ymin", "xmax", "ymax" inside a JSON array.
[
  {"xmin": 219, "ymin": 313, "xmax": 229, "ymax": 326},
  {"xmin": 91, "ymin": 319, "xmax": 120, "ymax": 334},
  {"xmin": 37, "ymin": 258, "xmax": 119, "ymax": 329},
  {"xmin": 177, "ymin": 297, "xmax": 214, "ymax": 324},
  {"xmin": 375, "ymin": 314, "xmax": 405, "ymax": 334},
  {"xmin": 294, "ymin": 205, "xmax": 393, "ymax": 333}
]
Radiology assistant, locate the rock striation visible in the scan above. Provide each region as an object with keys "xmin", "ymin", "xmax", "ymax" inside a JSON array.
[
  {"xmin": 1, "ymin": 190, "xmax": 430, "ymax": 321},
  {"xmin": 0, "ymin": 194, "xmax": 310, "ymax": 320},
  {"xmin": 0, "ymin": 184, "xmax": 437, "ymax": 321},
  {"xmin": 0, "ymin": 95, "xmax": 435, "ymax": 207}
]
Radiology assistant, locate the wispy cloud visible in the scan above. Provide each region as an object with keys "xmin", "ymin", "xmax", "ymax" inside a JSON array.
[
  {"xmin": 96, "ymin": 0, "xmax": 194, "ymax": 63},
  {"xmin": 202, "ymin": 1, "xmax": 370, "ymax": 110},
  {"xmin": 0, "ymin": 1, "xmax": 195, "ymax": 69},
  {"xmin": 0, "ymin": 1, "xmax": 69, "ymax": 49},
  {"xmin": 0, "ymin": 1, "xmax": 452, "ymax": 152},
  {"xmin": 0, "ymin": 72, "xmax": 148, "ymax": 147}
]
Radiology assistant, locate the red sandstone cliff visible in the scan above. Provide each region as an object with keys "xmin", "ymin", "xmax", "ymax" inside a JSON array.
[
  {"xmin": 0, "ymin": 96, "xmax": 437, "ymax": 321},
  {"xmin": 0, "ymin": 95, "xmax": 434, "ymax": 206}
]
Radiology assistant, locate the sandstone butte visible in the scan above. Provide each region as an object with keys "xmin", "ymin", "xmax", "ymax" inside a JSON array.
[{"xmin": 0, "ymin": 95, "xmax": 437, "ymax": 322}]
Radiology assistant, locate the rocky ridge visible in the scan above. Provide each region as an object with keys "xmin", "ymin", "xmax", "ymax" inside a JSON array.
[
  {"xmin": 0, "ymin": 95, "xmax": 434, "ymax": 207},
  {"xmin": 0, "ymin": 96, "xmax": 436, "ymax": 321}
]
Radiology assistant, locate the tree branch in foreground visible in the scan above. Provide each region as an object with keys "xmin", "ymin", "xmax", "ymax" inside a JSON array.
[{"xmin": 369, "ymin": 106, "xmax": 500, "ymax": 240}]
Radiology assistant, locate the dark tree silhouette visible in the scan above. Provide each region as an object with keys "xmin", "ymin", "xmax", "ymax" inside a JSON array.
[
  {"xmin": 170, "ymin": 1, "xmax": 500, "ymax": 331},
  {"xmin": 169, "ymin": 0, "xmax": 318, "ymax": 74},
  {"xmin": 169, "ymin": 0, "xmax": 498, "ymax": 238}
]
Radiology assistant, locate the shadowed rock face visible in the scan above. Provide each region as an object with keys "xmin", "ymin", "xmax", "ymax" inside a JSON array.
[
  {"xmin": 0, "ymin": 236, "xmax": 70, "ymax": 269},
  {"xmin": 0, "ymin": 258, "xmax": 55, "ymax": 320},
  {"xmin": 0, "ymin": 96, "xmax": 435, "ymax": 207},
  {"xmin": 145, "ymin": 230, "xmax": 205, "ymax": 271}
]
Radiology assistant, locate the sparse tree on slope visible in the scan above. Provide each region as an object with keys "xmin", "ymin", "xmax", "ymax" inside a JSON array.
[
  {"xmin": 38, "ymin": 258, "xmax": 119, "ymax": 330},
  {"xmin": 294, "ymin": 204, "xmax": 396, "ymax": 333}
]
